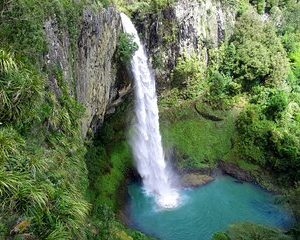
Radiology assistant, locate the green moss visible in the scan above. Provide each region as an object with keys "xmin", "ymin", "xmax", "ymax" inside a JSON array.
[
  {"xmin": 85, "ymin": 100, "xmax": 134, "ymax": 211},
  {"xmin": 224, "ymin": 222, "xmax": 292, "ymax": 240},
  {"xmin": 93, "ymin": 141, "xmax": 132, "ymax": 209},
  {"xmin": 161, "ymin": 101, "xmax": 236, "ymax": 170}
]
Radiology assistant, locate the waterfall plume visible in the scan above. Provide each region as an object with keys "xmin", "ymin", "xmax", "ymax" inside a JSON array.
[{"xmin": 120, "ymin": 13, "xmax": 180, "ymax": 208}]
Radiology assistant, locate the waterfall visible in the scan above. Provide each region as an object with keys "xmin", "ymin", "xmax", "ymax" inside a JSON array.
[{"xmin": 120, "ymin": 13, "xmax": 180, "ymax": 208}]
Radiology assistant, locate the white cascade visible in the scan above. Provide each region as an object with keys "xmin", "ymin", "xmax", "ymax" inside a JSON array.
[{"xmin": 120, "ymin": 13, "xmax": 180, "ymax": 208}]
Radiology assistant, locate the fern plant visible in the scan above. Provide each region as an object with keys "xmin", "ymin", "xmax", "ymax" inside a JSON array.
[{"xmin": 0, "ymin": 49, "xmax": 17, "ymax": 74}]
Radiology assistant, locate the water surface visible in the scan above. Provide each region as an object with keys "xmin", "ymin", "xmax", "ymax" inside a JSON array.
[{"xmin": 127, "ymin": 175, "xmax": 294, "ymax": 240}]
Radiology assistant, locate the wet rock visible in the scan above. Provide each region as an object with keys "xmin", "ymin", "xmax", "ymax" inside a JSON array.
[
  {"xmin": 181, "ymin": 173, "xmax": 214, "ymax": 187},
  {"xmin": 219, "ymin": 161, "xmax": 256, "ymax": 183}
]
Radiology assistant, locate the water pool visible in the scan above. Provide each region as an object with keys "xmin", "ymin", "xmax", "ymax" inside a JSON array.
[{"xmin": 126, "ymin": 175, "xmax": 294, "ymax": 240}]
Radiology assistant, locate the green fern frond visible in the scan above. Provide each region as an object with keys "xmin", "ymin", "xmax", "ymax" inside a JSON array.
[
  {"xmin": 45, "ymin": 221, "xmax": 72, "ymax": 240},
  {"xmin": 0, "ymin": 49, "xmax": 18, "ymax": 74},
  {"xmin": 0, "ymin": 127, "xmax": 24, "ymax": 164}
]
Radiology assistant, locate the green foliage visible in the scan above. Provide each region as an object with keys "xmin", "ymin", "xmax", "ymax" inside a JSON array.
[
  {"xmin": 85, "ymin": 101, "xmax": 133, "ymax": 211},
  {"xmin": 236, "ymin": 0, "xmax": 250, "ymax": 16},
  {"xmin": 206, "ymin": 71, "xmax": 239, "ymax": 108},
  {"xmin": 171, "ymin": 55, "xmax": 206, "ymax": 99},
  {"xmin": 116, "ymin": 0, "xmax": 175, "ymax": 14},
  {"xmin": 235, "ymin": 88, "xmax": 300, "ymax": 182},
  {"xmin": 92, "ymin": 141, "xmax": 132, "ymax": 209},
  {"xmin": 257, "ymin": 0, "xmax": 266, "ymax": 13},
  {"xmin": 159, "ymin": 88, "xmax": 182, "ymax": 108},
  {"xmin": 84, "ymin": 102, "xmax": 153, "ymax": 240},
  {"xmin": 0, "ymin": 0, "xmax": 90, "ymax": 62},
  {"xmin": 0, "ymin": 1, "xmax": 94, "ymax": 238},
  {"xmin": 87, "ymin": 203, "xmax": 152, "ymax": 240},
  {"xmin": 290, "ymin": 47, "xmax": 300, "ymax": 79},
  {"xmin": 219, "ymin": 222, "xmax": 292, "ymax": 240},
  {"xmin": 0, "ymin": 140, "xmax": 90, "ymax": 238},
  {"xmin": 212, "ymin": 232, "xmax": 231, "ymax": 240},
  {"xmin": 249, "ymin": 0, "xmax": 293, "ymax": 14},
  {"xmin": 0, "ymin": 66, "xmax": 43, "ymax": 125},
  {"xmin": 0, "ymin": 127, "xmax": 24, "ymax": 164},
  {"xmin": 220, "ymin": 11, "xmax": 289, "ymax": 91},
  {"xmin": 281, "ymin": 1, "xmax": 300, "ymax": 33},
  {"xmin": 264, "ymin": 90, "xmax": 288, "ymax": 120},
  {"xmin": 149, "ymin": 0, "xmax": 175, "ymax": 10},
  {"xmin": 116, "ymin": 33, "xmax": 138, "ymax": 63},
  {"xmin": 235, "ymin": 104, "xmax": 275, "ymax": 166},
  {"xmin": 0, "ymin": 49, "xmax": 18, "ymax": 73},
  {"xmin": 161, "ymin": 102, "xmax": 236, "ymax": 170}
]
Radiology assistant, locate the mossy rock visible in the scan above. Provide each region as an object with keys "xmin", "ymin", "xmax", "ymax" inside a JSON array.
[{"xmin": 181, "ymin": 173, "xmax": 214, "ymax": 187}]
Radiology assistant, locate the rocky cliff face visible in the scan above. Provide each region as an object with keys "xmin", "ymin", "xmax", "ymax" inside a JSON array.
[
  {"xmin": 134, "ymin": 0, "xmax": 236, "ymax": 90},
  {"xmin": 76, "ymin": 8, "xmax": 122, "ymax": 136},
  {"xmin": 44, "ymin": 0, "xmax": 236, "ymax": 137},
  {"xmin": 45, "ymin": 7, "xmax": 127, "ymax": 137},
  {"xmin": 44, "ymin": 17, "xmax": 74, "ymax": 97}
]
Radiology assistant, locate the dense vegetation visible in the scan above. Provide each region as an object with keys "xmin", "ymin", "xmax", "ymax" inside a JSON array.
[
  {"xmin": 208, "ymin": 8, "xmax": 300, "ymax": 184},
  {"xmin": 158, "ymin": 0, "xmax": 300, "ymax": 239},
  {"xmin": 0, "ymin": 1, "xmax": 89, "ymax": 239},
  {"xmin": 0, "ymin": 0, "xmax": 147, "ymax": 239},
  {"xmin": 212, "ymin": 223, "xmax": 293, "ymax": 240}
]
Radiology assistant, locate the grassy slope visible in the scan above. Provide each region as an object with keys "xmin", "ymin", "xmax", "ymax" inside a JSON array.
[
  {"xmin": 160, "ymin": 101, "xmax": 237, "ymax": 170},
  {"xmin": 160, "ymin": 98, "xmax": 283, "ymax": 192},
  {"xmin": 0, "ymin": 1, "xmax": 151, "ymax": 239}
]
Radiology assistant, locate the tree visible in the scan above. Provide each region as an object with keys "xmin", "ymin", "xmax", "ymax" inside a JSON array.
[{"xmin": 220, "ymin": 11, "xmax": 289, "ymax": 91}]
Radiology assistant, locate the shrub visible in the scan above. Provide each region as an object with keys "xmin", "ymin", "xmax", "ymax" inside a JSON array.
[
  {"xmin": 289, "ymin": 44, "xmax": 300, "ymax": 79},
  {"xmin": 236, "ymin": 92, "xmax": 300, "ymax": 182},
  {"xmin": 116, "ymin": 33, "xmax": 138, "ymax": 63},
  {"xmin": 209, "ymin": 71, "xmax": 229, "ymax": 96},
  {"xmin": 264, "ymin": 91, "xmax": 288, "ymax": 120},
  {"xmin": 220, "ymin": 11, "xmax": 289, "ymax": 91},
  {"xmin": 172, "ymin": 55, "xmax": 206, "ymax": 99},
  {"xmin": 257, "ymin": 0, "xmax": 266, "ymax": 13},
  {"xmin": 281, "ymin": 1, "xmax": 300, "ymax": 33},
  {"xmin": 206, "ymin": 71, "xmax": 238, "ymax": 108}
]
